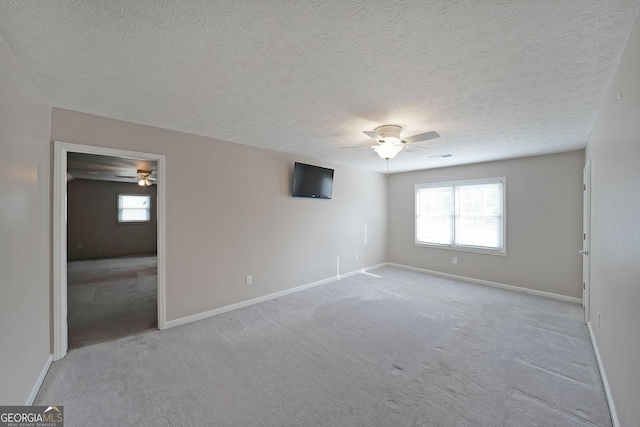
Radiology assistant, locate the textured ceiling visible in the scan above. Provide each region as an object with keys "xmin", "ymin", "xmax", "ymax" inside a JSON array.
[
  {"xmin": 1, "ymin": 0, "xmax": 639, "ymax": 173},
  {"xmin": 67, "ymin": 152, "xmax": 157, "ymax": 184}
]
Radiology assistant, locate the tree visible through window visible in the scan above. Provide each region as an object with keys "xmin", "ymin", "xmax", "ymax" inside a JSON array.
[
  {"xmin": 118, "ymin": 194, "xmax": 151, "ymax": 223},
  {"xmin": 415, "ymin": 178, "xmax": 505, "ymax": 253}
]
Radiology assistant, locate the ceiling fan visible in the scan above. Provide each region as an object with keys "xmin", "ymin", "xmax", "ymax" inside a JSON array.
[
  {"xmin": 342, "ymin": 125, "xmax": 441, "ymax": 160},
  {"xmin": 115, "ymin": 169, "xmax": 157, "ymax": 187}
]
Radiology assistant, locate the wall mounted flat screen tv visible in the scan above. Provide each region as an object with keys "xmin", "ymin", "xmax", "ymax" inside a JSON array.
[{"xmin": 292, "ymin": 162, "xmax": 334, "ymax": 199}]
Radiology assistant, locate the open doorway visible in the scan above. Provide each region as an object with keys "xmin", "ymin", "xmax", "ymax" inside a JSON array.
[
  {"xmin": 53, "ymin": 142, "xmax": 166, "ymax": 359},
  {"xmin": 66, "ymin": 153, "xmax": 158, "ymax": 349}
]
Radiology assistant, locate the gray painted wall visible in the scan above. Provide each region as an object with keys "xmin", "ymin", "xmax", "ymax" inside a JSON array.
[
  {"xmin": 51, "ymin": 108, "xmax": 388, "ymax": 321},
  {"xmin": 388, "ymin": 151, "xmax": 584, "ymax": 299},
  {"xmin": 0, "ymin": 34, "xmax": 52, "ymax": 404},
  {"xmin": 585, "ymin": 16, "xmax": 640, "ymax": 427},
  {"xmin": 67, "ymin": 179, "xmax": 158, "ymax": 260}
]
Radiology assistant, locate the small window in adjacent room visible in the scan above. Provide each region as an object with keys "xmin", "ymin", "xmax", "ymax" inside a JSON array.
[
  {"xmin": 415, "ymin": 177, "xmax": 505, "ymax": 254},
  {"xmin": 117, "ymin": 194, "xmax": 151, "ymax": 223}
]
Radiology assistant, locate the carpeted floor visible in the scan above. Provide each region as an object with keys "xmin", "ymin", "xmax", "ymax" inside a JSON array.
[
  {"xmin": 38, "ymin": 266, "xmax": 610, "ymax": 426},
  {"xmin": 67, "ymin": 255, "xmax": 157, "ymax": 349}
]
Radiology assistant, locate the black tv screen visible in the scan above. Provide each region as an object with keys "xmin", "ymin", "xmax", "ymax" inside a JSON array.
[{"xmin": 292, "ymin": 162, "xmax": 334, "ymax": 199}]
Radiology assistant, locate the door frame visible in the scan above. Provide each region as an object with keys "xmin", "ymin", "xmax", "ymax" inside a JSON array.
[
  {"xmin": 582, "ymin": 160, "xmax": 591, "ymax": 324},
  {"xmin": 53, "ymin": 141, "xmax": 166, "ymax": 360}
]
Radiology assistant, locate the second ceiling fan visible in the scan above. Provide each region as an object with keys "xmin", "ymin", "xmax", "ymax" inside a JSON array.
[{"xmin": 115, "ymin": 169, "xmax": 157, "ymax": 187}]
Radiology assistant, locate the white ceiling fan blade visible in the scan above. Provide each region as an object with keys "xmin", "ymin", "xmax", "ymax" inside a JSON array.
[
  {"xmin": 363, "ymin": 130, "xmax": 383, "ymax": 142},
  {"xmin": 339, "ymin": 144, "xmax": 373, "ymax": 149},
  {"xmin": 404, "ymin": 131, "xmax": 440, "ymax": 144}
]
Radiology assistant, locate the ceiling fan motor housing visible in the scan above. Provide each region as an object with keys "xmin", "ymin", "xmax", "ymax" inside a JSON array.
[{"xmin": 374, "ymin": 125, "xmax": 403, "ymax": 144}]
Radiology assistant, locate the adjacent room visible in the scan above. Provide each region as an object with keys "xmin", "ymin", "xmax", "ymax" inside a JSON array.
[
  {"xmin": 1, "ymin": 1, "xmax": 639, "ymax": 426},
  {"xmin": 66, "ymin": 153, "xmax": 159, "ymax": 349}
]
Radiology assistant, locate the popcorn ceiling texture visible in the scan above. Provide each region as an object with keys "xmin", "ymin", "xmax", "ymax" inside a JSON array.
[{"xmin": 0, "ymin": 0, "xmax": 638, "ymax": 173}]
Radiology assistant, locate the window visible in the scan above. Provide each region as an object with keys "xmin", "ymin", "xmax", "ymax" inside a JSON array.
[
  {"xmin": 118, "ymin": 194, "xmax": 151, "ymax": 223},
  {"xmin": 415, "ymin": 178, "xmax": 505, "ymax": 254}
]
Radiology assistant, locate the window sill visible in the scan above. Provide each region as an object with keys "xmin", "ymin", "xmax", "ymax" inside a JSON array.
[{"xmin": 414, "ymin": 242, "xmax": 507, "ymax": 256}]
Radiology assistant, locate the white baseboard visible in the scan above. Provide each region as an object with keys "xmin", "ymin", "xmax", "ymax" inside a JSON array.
[
  {"xmin": 340, "ymin": 262, "xmax": 387, "ymax": 280},
  {"xmin": 165, "ymin": 264, "xmax": 386, "ymax": 329},
  {"xmin": 26, "ymin": 354, "xmax": 53, "ymax": 405},
  {"xmin": 165, "ymin": 261, "xmax": 579, "ymax": 328},
  {"xmin": 587, "ymin": 322, "xmax": 619, "ymax": 427},
  {"xmin": 386, "ymin": 263, "xmax": 583, "ymax": 304}
]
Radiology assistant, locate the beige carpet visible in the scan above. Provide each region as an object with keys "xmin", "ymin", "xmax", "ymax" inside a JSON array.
[{"xmin": 39, "ymin": 266, "xmax": 610, "ymax": 426}]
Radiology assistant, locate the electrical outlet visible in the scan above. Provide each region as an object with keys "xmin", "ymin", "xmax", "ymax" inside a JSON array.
[
  {"xmin": 452, "ymin": 257, "xmax": 457, "ymax": 265},
  {"xmin": 597, "ymin": 311, "xmax": 601, "ymax": 327},
  {"xmin": 355, "ymin": 253, "xmax": 358, "ymax": 260},
  {"xmin": 246, "ymin": 275, "xmax": 253, "ymax": 285}
]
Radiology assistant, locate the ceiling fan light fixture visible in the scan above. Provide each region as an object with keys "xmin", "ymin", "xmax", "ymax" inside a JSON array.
[
  {"xmin": 136, "ymin": 169, "xmax": 153, "ymax": 187},
  {"xmin": 373, "ymin": 142, "xmax": 403, "ymax": 159},
  {"xmin": 138, "ymin": 177, "xmax": 152, "ymax": 187},
  {"xmin": 361, "ymin": 124, "xmax": 440, "ymax": 162}
]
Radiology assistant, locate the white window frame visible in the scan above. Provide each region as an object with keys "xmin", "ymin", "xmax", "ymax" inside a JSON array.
[
  {"xmin": 117, "ymin": 193, "xmax": 151, "ymax": 223},
  {"xmin": 415, "ymin": 177, "xmax": 506, "ymax": 256}
]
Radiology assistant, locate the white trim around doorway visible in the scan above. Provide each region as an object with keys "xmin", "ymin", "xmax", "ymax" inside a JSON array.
[{"xmin": 53, "ymin": 141, "xmax": 166, "ymax": 360}]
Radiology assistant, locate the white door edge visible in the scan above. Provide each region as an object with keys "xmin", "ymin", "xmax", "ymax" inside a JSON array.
[
  {"xmin": 582, "ymin": 160, "xmax": 591, "ymax": 324},
  {"xmin": 53, "ymin": 141, "xmax": 167, "ymax": 360}
]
